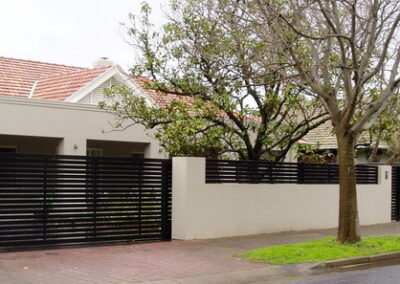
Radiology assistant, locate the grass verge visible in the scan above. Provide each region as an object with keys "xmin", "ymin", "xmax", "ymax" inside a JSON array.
[{"xmin": 239, "ymin": 235, "xmax": 400, "ymax": 265}]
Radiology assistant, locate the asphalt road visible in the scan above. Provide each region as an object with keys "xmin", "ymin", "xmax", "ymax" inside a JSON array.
[{"xmin": 291, "ymin": 264, "xmax": 400, "ymax": 284}]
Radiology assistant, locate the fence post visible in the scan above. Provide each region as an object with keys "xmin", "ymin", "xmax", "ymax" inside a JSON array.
[
  {"xmin": 160, "ymin": 160, "xmax": 171, "ymax": 241},
  {"xmin": 138, "ymin": 159, "xmax": 143, "ymax": 238},
  {"xmin": 43, "ymin": 156, "xmax": 48, "ymax": 241},
  {"xmin": 235, "ymin": 162, "xmax": 240, "ymax": 183},
  {"xmin": 92, "ymin": 157, "xmax": 98, "ymax": 240},
  {"xmin": 328, "ymin": 164, "xmax": 332, "ymax": 182},
  {"xmin": 297, "ymin": 162, "xmax": 305, "ymax": 184},
  {"xmin": 396, "ymin": 167, "xmax": 400, "ymax": 221},
  {"xmin": 171, "ymin": 157, "xmax": 206, "ymax": 240},
  {"xmin": 268, "ymin": 163, "xmax": 273, "ymax": 183}
]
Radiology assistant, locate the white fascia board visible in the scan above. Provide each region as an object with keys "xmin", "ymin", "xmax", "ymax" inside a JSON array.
[
  {"xmin": 65, "ymin": 65, "xmax": 155, "ymax": 107},
  {"xmin": 65, "ymin": 66, "xmax": 119, "ymax": 103},
  {"xmin": 113, "ymin": 65, "xmax": 155, "ymax": 107}
]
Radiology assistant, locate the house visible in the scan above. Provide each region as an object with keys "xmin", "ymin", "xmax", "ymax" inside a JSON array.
[
  {"xmin": 0, "ymin": 56, "xmax": 389, "ymax": 163},
  {"xmin": 0, "ymin": 56, "xmax": 171, "ymax": 158}
]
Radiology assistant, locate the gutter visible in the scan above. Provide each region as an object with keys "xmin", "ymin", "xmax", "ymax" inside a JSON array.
[
  {"xmin": 312, "ymin": 251, "xmax": 400, "ymax": 271},
  {"xmin": 0, "ymin": 95, "xmax": 105, "ymax": 112}
]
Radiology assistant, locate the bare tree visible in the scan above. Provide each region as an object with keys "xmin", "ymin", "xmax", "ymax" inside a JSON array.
[
  {"xmin": 102, "ymin": 0, "xmax": 329, "ymax": 161},
  {"xmin": 254, "ymin": 0, "xmax": 400, "ymax": 243}
]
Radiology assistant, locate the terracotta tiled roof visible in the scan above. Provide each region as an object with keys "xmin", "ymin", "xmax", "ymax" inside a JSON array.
[
  {"xmin": 0, "ymin": 56, "xmax": 87, "ymax": 98},
  {"xmin": 132, "ymin": 76, "xmax": 264, "ymax": 123},
  {"xmin": 303, "ymin": 122, "xmax": 336, "ymax": 148},
  {"xmin": 32, "ymin": 66, "xmax": 111, "ymax": 101},
  {"xmin": 132, "ymin": 76, "xmax": 194, "ymax": 108},
  {"xmin": 0, "ymin": 56, "xmax": 181, "ymax": 104},
  {"xmin": 304, "ymin": 121, "xmax": 388, "ymax": 149}
]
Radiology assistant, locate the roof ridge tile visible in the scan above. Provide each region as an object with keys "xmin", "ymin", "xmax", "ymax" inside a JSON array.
[{"xmin": 0, "ymin": 56, "xmax": 87, "ymax": 70}]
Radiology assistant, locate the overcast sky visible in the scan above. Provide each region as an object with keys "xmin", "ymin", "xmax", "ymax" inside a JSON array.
[{"xmin": 0, "ymin": 0, "xmax": 164, "ymax": 69}]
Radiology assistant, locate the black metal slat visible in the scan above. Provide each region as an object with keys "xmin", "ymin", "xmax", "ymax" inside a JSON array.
[
  {"xmin": 0, "ymin": 220, "xmax": 163, "ymax": 231},
  {"xmin": 0, "ymin": 233, "xmax": 163, "ymax": 248},
  {"xmin": 0, "ymin": 216, "xmax": 163, "ymax": 226}
]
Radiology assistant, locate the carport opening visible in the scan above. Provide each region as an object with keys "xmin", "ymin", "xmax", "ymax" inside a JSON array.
[
  {"xmin": 86, "ymin": 140, "xmax": 149, "ymax": 158},
  {"xmin": 0, "ymin": 134, "xmax": 62, "ymax": 154}
]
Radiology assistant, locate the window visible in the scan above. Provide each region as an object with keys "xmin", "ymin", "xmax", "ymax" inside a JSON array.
[
  {"xmin": 131, "ymin": 152, "xmax": 145, "ymax": 158},
  {"xmin": 86, "ymin": 148, "xmax": 103, "ymax": 157}
]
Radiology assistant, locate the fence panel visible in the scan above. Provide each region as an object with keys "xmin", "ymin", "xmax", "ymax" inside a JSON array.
[
  {"xmin": 206, "ymin": 160, "xmax": 378, "ymax": 184},
  {"xmin": 0, "ymin": 153, "xmax": 171, "ymax": 249}
]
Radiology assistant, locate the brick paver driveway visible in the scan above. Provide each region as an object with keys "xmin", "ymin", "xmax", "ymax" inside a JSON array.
[{"xmin": 1, "ymin": 223, "xmax": 400, "ymax": 284}]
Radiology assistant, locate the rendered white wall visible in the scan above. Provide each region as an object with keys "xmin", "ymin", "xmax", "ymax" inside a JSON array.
[
  {"xmin": 0, "ymin": 96, "xmax": 166, "ymax": 158},
  {"xmin": 172, "ymin": 157, "xmax": 391, "ymax": 240}
]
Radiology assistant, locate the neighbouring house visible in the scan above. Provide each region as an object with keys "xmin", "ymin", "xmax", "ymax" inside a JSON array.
[
  {"xmin": 0, "ymin": 56, "xmax": 174, "ymax": 158},
  {"xmin": 285, "ymin": 121, "xmax": 390, "ymax": 164}
]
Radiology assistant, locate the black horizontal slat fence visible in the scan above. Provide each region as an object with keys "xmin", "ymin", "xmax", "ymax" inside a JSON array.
[
  {"xmin": 206, "ymin": 159, "xmax": 378, "ymax": 184},
  {"xmin": 0, "ymin": 153, "xmax": 172, "ymax": 249}
]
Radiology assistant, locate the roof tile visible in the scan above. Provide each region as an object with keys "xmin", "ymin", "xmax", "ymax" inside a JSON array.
[
  {"xmin": 0, "ymin": 56, "xmax": 87, "ymax": 98},
  {"xmin": 131, "ymin": 76, "xmax": 194, "ymax": 108},
  {"xmin": 32, "ymin": 66, "xmax": 110, "ymax": 100}
]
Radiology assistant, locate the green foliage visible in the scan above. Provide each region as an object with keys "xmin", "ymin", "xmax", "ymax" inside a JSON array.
[
  {"xmin": 101, "ymin": 84, "xmax": 233, "ymax": 157},
  {"xmin": 101, "ymin": 0, "xmax": 328, "ymax": 160},
  {"xmin": 296, "ymin": 143, "xmax": 334, "ymax": 164},
  {"xmin": 240, "ymin": 235, "xmax": 400, "ymax": 265},
  {"xmin": 296, "ymin": 143, "xmax": 335, "ymax": 164},
  {"xmin": 364, "ymin": 94, "xmax": 400, "ymax": 163}
]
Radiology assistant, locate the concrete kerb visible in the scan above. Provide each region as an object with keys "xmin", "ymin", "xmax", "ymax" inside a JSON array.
[{"xmin": 312, "ymin": 251, "xmax": 400, "ymax": 270}]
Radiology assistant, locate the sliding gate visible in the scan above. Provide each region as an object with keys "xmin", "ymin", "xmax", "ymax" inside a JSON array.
[{"xmin": 0, "ymin": 153, "xmax": 171, "ymax": 249}]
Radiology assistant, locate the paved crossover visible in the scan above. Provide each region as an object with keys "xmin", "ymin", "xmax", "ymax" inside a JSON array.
[{"xmin": 1, "ymin": 223, "xmax": 400, "ymax": 283}]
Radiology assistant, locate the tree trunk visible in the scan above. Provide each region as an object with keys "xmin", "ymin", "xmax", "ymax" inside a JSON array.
[
  {"xmin": 386, "ymin": 151, "xmax": 400, "ymax": 165},
  {"xmin": 336, "ymin": 129, "xmax": 361, "ymax": 243},
  {"xmin": 367, "ymin": 128, "xmax": 383, "ymax": 163}
]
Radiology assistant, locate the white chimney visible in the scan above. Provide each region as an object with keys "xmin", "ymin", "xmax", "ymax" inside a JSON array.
[{"xmin": 93, "ymin": 57, "xmax": 113, "ymax": 68}]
